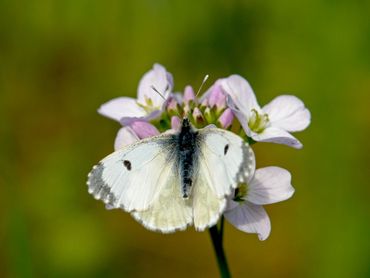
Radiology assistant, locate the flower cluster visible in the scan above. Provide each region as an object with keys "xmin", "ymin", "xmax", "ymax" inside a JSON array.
[{"xmin": 99, "ymin": 63, "xmax": 310, "ymax": 240}]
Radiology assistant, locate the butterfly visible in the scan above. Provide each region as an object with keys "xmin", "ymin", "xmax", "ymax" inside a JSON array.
[{"xmin": 87, "ymin": 118, "xmax": 255, "ymax": 233}]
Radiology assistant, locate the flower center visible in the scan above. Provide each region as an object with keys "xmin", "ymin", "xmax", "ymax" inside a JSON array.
[
  {"xmin": 233, "ymin": 183, "xmax": 248, "ymax": 203},
  {"xmin": 137, "ymin": 96, "xmax": 159, "ymax": 113},
  {"xmin": 248, "ymin": 109, "xmax": 269, "ymax": 133}
]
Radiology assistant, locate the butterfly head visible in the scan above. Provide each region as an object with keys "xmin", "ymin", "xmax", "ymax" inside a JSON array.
[{"xmin": 181, "ymin": 117, "xmax": 195, "ymax": 132}]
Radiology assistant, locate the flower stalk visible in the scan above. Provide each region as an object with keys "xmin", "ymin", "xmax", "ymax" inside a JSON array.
[{"xmin": 209, "ymin": 222, "xmax": 231, "ymax": 278}]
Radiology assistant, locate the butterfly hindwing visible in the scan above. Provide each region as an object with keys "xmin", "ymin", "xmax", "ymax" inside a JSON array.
[
  {"xmin": 132, "ymin": 165, "xmax": 193, "ymax": 233},
  {"xmin": 191, "ymin": 169, "xmax": 227, "ymax": 231}
]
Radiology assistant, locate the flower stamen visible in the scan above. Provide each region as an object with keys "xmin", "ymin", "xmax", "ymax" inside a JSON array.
[{"xmin": 248, "ymin": 109, "xmax": 269, "ymax": 133}]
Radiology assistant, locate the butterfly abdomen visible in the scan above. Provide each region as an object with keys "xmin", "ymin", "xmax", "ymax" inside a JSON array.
[{"xmin": 176, "ymin": 119, "xmax": 200, "ymax": 199}]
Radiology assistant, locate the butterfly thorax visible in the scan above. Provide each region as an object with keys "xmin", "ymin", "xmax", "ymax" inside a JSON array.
[{"xmin": 175, "ymin": 118, "xmax": 199, "ymax": 199}]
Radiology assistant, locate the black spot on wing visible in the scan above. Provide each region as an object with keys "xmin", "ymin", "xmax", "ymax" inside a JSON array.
[
  {"xmin": 123, "ymin": 160, "xmax": 132, "ymax": 170},
  {"xmin": 224, "ymin": 144, "xmax": 229, "ymax": 155}
]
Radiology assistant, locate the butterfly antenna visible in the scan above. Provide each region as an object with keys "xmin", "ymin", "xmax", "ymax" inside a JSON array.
[
  {"xmin": 150, "ymin": 85, "xmax": 167, "ymax": 101},
  {"xmin": 151, "ymin": 85, "xmax": 183, "ymax": 119},
  {"xmin": 195, "ymin": 74, "xmax": 209, "ymax": 98}
]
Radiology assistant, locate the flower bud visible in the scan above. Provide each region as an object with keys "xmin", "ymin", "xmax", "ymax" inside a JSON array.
[
  {"xmin": 171, "ymin": 116, "xmax": 181, "ymax": 130},
  {"xmin": 207, "ymin": 81, "xmax": 226, "ymax": 111},
  {"xmin": 166, "ymin": 96, "xmax": 180, "ymax": 116},
  {"xmin": 183, "ymin": 85, "xmax": 195, "ymax": 104},
  {"xmin": 121, "ymin": 119, "xmax": 160, "ymax": 139},
  {"xmin": 200, "ymin": 97, "xmax": 208, "ymax": 107},
  {"xmin": 218, "ymin": 108, "xmax": 234, "ymax": 129},
  {"xmin": 203, "ymin": 107, "xmax": 216, "ymax": 124},
  {"xmin": 192, "ymin": 107, "xmax": 205, "ymax": 125}
]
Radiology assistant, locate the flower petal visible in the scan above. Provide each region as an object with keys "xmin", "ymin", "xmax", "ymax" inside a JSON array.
[
  {"xmin": 252, "ymin": 126, "xmax": 303, "ymax": 149},
  {"xmin": 114, "ymin": 127, "xmax": 139, "ymax": 150},
  {"xmin": 120, "ymin": 119, "xmax": 160, "ymax": 139},
  {"xmin": 171, "ymin": 92, "xmax": 183, "ymax": 104},
  {"xmin": 137, "ymin": 63, "xmax": 173, "ymax": 108},
  {"xmin": 226, "ymin": 96, "xmax": 253, "ymax": 137},
  {"xmin": 98, "ymin": 97, "xmax": 146, "ymax": 122},
  {"xmin": 221, "ymin": 75, "xmax": 261, "ymax": 115},
  {"xmin": 246, "ymin": 167, "xmax": 294, "ymax": 205},
  {"xmin": 225, "ymin": 198, "xmax": 239, "ymax": 212},
  {"xmin": 224, "ymin": 202, "xmax": 271, "ymax": 241},
  {"xmin": 262, "ymin": 95, "xmax": 311, "ymax": 132},
  {"xmin": 144, "ymin": 110, "xmax": 163, "ymax": 121}
]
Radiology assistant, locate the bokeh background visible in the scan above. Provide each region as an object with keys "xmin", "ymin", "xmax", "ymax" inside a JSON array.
[{"xmin": 1, "ymin": 0, "xmax": 369, "ymax": 277}]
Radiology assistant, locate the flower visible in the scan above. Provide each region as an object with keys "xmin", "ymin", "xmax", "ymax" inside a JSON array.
[
  {"xmin": 97, "ymin": 63, "xmax": 172, "ymax": 150},
  {"xmin": 221, "ymin": 75, "xmax": 311, "ymax": 148},
  {"xmin": 98, "ymin": 63, "xmax": 173, "ymax": 122},
  {"xmin": 224, "ymin": 166, "xmax": 295, "ymax": 240},
  {"xmin": 95, "ymin": 64, "xmax": 306, "ymax": 244}
]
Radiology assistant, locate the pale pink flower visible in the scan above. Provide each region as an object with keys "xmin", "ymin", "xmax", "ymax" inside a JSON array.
[
  {"xmin": 222, "ymin": 75, "xmax": 311, "ymax": 148},
  {"xmin": 98, "ymin": 63, "xmax": 173, "ymax": 122},
  {"xmin": 224, "ymin": 166, "xmax": 295, "ymax": 240}
]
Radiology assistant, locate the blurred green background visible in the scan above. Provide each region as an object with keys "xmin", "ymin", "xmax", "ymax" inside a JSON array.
[{"xmin": 1, "ymin": 0, "xmax": 369, "ymax": 277}]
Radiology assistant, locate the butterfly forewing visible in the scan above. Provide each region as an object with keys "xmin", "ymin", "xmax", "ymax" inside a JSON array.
[
  {"xmin": 187, "ymin": 128, "xmax": 255, "ymax": 231},
  {"xmin": 132, "ymin": 165, "xmax": 193, "ymax": 233},
  {"xmin": 87, "ymin": 134, "xmax": 176, "ymax": 212},
  {"xmin": 197, "ymin": 128, "xmax": 256, "ymax": 197}
]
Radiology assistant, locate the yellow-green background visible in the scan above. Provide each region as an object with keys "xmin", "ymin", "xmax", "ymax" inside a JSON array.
[{"xmin": 1, "ymin": 0, "xmax": 369, "ymax": 277}]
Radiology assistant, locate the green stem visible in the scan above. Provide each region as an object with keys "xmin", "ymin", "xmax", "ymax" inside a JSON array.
[
  {"xmin": 220, "ymin": 215, "xmax": 225, "ymax": 243},
  {"xmin": 209, "ymin": 224, "xmax": 231, "ymax": 278}
]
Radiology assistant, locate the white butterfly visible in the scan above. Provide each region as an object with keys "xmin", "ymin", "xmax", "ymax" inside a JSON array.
[{"xmin": 87, "ymin": 118, "xmax": 255, "ymax": 233}]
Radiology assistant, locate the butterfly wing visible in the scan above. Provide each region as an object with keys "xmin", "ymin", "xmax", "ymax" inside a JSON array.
[
  {"xmin": 191, "ymin": 128, "xmax": 255, "ymax": 230},
  {"xmin": 132, "ymin": 166, "xmax": 193, "ymax": 233},
  {"xmin": 87, "ymin": 134, "xmax": 176, "ymax": 212},
  {"xmin": 191, "ymin": 170, "xmax": 227, "ymax": 231},
  {"xmin": 198, "ymin": 128, "xmax": 255, "ymax": 197},
  {"xmin": 87, "ymin": 126, "xmax": 255, "ymax": 233}
]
